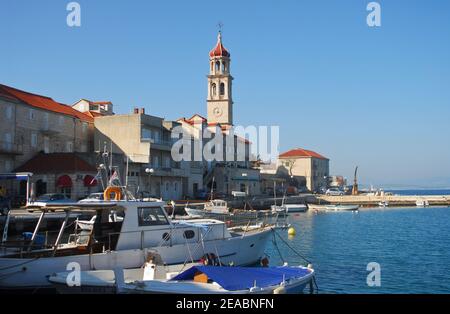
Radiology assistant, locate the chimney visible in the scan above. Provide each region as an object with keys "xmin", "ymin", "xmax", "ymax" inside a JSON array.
[
  {"xmin": 139, "ymin": 108, "xmax": 145, "ymax": 114},
  {"xmin": 133, "ymin": 107, "xmax": 139, "ymax": 114}
]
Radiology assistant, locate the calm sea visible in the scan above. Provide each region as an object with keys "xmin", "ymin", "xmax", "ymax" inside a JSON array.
[{"xmin": 266, "ymin": 191, "xmax": 450, "ymax": 293}]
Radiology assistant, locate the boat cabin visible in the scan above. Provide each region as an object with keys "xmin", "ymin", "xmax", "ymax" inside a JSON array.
[{"xmin": 1, "ymin": 200, "xmax": 233, "ymax": 259}]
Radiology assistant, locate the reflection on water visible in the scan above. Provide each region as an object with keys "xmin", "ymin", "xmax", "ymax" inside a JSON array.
[{"xmin": 266, "ymin": 207, "xmax": 450, "ymax": 293}]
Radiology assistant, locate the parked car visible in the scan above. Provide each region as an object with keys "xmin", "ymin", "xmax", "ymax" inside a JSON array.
[
  {"xmin": 325, "ymin": 188, "xmax": 345, "ymax": 196},
  {"xmin": 28, "ymin": 193, "xmax": 74, "ymax": 212},
  {"xmin": 0, "ymin": 196, "xmax": 11, "ymax": 216},
  {"xmin": 78, "ymin": 192, "xmax": 104, "ymax": 203}
]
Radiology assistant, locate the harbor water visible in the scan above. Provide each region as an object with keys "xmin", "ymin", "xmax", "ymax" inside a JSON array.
[{"xmin": 266, "ymin": 205, "xmax": 450, "ymax": 293}]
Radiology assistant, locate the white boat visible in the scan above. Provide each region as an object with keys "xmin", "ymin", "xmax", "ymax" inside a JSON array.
[
  {"xmin": 185, "ymin": 199, "xmax": 229, "ymax": 217},
  {"xmin": 48, "ymin": 252, "xmax": 201, "ymax": 294},
  {"xmin": 0, "ymin": 199, "xmax": 273, "ymax": 289},
  {"xmin": 308, "ymin": 204, "xmax": 360, "ymax": 212},
  {"xmin": 416, "ymin": 198, "xmax": 429, "ymax": 207},
  {"xmin": 271, "ymin": 204, "xmax": 307, "ymax": 214},
  {"xmin": 378, "ymin": 201, "xmax": 389, "ymax": 208},
  {"xmin": 116, "ymin": 264, "xmax": 315, "ymax": 294}
]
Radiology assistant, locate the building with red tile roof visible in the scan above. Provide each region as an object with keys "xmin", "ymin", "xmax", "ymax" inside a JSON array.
[
  {"xmin": 275, "ymin": 148, "xmax": 329, "ymax": 192},
  {"xmin": 279, "ymin": 148, "xmax": 328, "ymax": 160},
  {"xmin": 0, "ymin": 83, "xmax": 97, "ymax": 200},
  {"xmin": 0, "ymin": 84, "xmax": 93, "ymax": 122}
]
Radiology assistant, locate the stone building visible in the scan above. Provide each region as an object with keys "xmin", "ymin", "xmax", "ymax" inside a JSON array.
[
  {"xmin": 94, "ymin": 108, "xmax": 187, "ymax": 200},
  {"xmin": 278, "ymin": 148, "xmax": 329, "ymax": 193},
  {"xmin": 0, "ymin": 84, "xmax": 98, "ymax": 200}
]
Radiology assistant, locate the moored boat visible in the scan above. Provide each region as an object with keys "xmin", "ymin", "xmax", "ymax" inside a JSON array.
[
  {"xmin": 115, "ymin": 264, "xmax": 315, "ymax": 294},
  {"xmin": 308, "ymin": 204, "xmax": 359, "ymax": 212},
  {"xmin": 0, "ymin": 197, "xmax": 273, "ymax": 289}
]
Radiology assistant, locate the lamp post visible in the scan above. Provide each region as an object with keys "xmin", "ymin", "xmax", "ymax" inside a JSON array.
[
  {"xmin": 145, "ymin": 168, "xmax": 156, "ymax": 199},
  {"xmin": 242, "ymin": 173, "xmax": 249, "ymax": 196}
]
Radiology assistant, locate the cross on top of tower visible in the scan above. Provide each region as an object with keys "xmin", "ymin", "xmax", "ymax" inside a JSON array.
[{"xmin": 209, "ymin": 25, "xmax": 230, "ymax": 58}]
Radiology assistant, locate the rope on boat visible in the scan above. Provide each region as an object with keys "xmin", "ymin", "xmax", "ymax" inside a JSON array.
[
  {"xmin": 0, "ymin": 257, "xmax": 40, "ymax": 271},
  {"xmin": 271, "ymin": 227, "xmax": 311, "ymax": 265},
  {"xmin": 271, "ymin": 231, "xmax": 285, "ymax": 264}
]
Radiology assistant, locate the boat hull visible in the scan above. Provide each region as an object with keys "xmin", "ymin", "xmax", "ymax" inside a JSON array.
[{"xmin": 0, "ymin": 229, "xmax": 272, "ymax": 289}]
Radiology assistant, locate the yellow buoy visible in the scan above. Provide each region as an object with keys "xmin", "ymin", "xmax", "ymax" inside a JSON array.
[{"xmin": 288, "ymin": 227, "xmax": 296, "ymax": 236}]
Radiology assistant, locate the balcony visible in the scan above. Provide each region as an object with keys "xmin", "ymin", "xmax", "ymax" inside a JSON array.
[
  {"xmin": 0, "ymin": 141, "xmax": 23, "ymax": 155},
  {"xmin": 141, "ymin": 138, "xmax": 175, "ymax": 151}
]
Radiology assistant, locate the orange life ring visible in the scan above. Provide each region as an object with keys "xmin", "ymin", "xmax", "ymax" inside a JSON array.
[{"xmin": 103, "ymin": 186, "xmax": 122, "ymax": 201}]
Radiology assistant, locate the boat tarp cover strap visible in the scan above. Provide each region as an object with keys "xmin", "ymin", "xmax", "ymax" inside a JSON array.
[{"xmin": 170, "ymin": 266, "xmax": 311, "ymax": 291}]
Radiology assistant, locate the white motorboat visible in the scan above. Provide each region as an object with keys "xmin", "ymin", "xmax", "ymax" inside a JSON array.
[
  {"xmin": 0, "ymin": 198, "xmax": 273, "ymax": 289},
  {"xmin": 271, "ymin": 204, "xmax": 307, "ymax": 214},
  {"xmin": 308, "ymin": 204, "xmax": 360, "ymax": 212},
  {"xmin": 378, "ymin": 201, "xmax": 389, "ymax": 208},
  {"xmin": 115, "ymin": 264, "xmax": 315, "ymax": 294},
  {"xmin": 416, "ymin": 198, "xmax": 429, "ymax": 207},
  {"xmin": 185, "ymin": 199, "xmax": 229, "ymax": 217}
]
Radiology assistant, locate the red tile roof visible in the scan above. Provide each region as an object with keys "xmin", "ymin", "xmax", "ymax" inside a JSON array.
[
  {"xmin": 0, "ymin": 84, "xmax": 93, "ymax": 123},
  {"xmin": 209, "ymin": 32, "xmax": 230, "ymax": 58},
  {"xmin": 15, "ymin": 153, "xmax": 97, "ymax": 174},
  {"xmin": 89, "ymin": 101, "xmax": 112, "ymax": 105},
  {"xmin": 279, "ymin": 148, "xmax": 328, "ymax": 160},
  {"xmin": 188, "ymin": 114, "xmax": 208, "ymax": 122}
]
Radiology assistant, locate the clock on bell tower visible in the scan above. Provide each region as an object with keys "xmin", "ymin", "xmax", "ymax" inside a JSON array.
[{"xmin": 207, "ymin": 31, "xmax": 233, "ymax": 126}]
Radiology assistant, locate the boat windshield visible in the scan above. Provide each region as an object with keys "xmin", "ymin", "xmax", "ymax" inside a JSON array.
[{"xmin": 138, "ymin": 206, "xmax": 169, "ymax": 226}]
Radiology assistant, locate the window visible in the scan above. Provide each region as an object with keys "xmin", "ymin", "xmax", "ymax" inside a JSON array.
[
  {"xmin": 66, "ymin": 141, "xmax": 73, "ymax": 152},
  {"xmin": 43, "ymin": 113, "xmax": 49, "ymax": 130},
  {"xmin": 215, "ymin": 61, "xmax": 220, "ymax": 72},
  {"xmin": 220, "ymin": 83, "xmax": 225, "ymax": 95},
  {"xmin": 211, "ymin": 83, "xmax": 217, "ymax": 97},
  {"xmin": 153, "ymin": 130, "xmax": 160, "ymax": 143},
  {"xmin": 44, "ymin": 136, "xmax": 50, "ymax": 153},
  {"xmin": 137, "ymin": 207, "xmax": 169, "ymax": 226},
  {"xmin": 166, "ymin": 182, "xmax": 169, "ymax": 191},
  {"xmin": 162, "ymin": 232, "xmax": 171, "ymax": 241},
  {"xmin": 81, "ymin": 143, "xmax": 87, "ymax": 152},
  {"xmin": 29, "ymin": 109, "xmax": 35, "ymax": 120},
  {"xmin": 153, "ymin": 156, "xmax": 159, "ymax": 168},
  {"xmin": 5, "ymin": 160, "xmax": 12, "ymax": 172},
  {"xmin": 164, "ymin": 156, "xmax": 171, "ymax": 168},
  {"xmin": 183, "ymin": 230, "xmax": 195, "ymax": 239},
  {"xmin": 82, "ymin": 122, "xmax": 88, "ymax": 133},
  {"xmin": 142, "ymin": 128, "xmax": 152, "ymax": 140},
  {"xmin": 5, "ymin": 106, "xmax": 12, "ymax": 120},
  {"xmin": 4, "ymin": 133, "xmax": 12, "ymax": 150},
  {"xmin": 31, "ymin": 133, "xmax": 38, "ymax": 148},
  {"xmin": 174, "ymin": 182, "xmax": 178, "ymax": 192}
]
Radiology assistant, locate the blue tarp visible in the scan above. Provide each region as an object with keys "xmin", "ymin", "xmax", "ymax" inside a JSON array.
[{"xmin": 170, "ymin": 266, "xmax": 312, "ymax": 291}]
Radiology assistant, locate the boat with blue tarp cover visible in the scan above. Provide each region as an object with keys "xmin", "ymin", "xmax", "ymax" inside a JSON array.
[{"xmin": 116, "ymin": 265, "xmax": 315, "ymax": 294}]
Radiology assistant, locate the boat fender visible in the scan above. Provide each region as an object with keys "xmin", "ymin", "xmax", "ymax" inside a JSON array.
[
  {"xmin": 260, "ymin": 257, "xmax": 270, "ymax": 267},
  {"xmin": 273, "ymin": 286, "xmax": 286, "ymax": 294}
]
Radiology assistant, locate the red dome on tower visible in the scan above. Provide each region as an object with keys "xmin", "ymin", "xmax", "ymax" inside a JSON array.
[{"xmin": 209, "ymin": 32, "xmax": 230, "ymax": 58}]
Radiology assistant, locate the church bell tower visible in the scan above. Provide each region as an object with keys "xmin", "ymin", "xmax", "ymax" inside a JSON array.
[{"xmin": 207, "ymin": 31, "xmax": 233, "ymax": 126}]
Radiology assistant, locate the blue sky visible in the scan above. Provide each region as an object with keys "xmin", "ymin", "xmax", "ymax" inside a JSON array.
[{"xmin": 1, "ymin": 0, "xmax": 450, "ymax": 187}]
